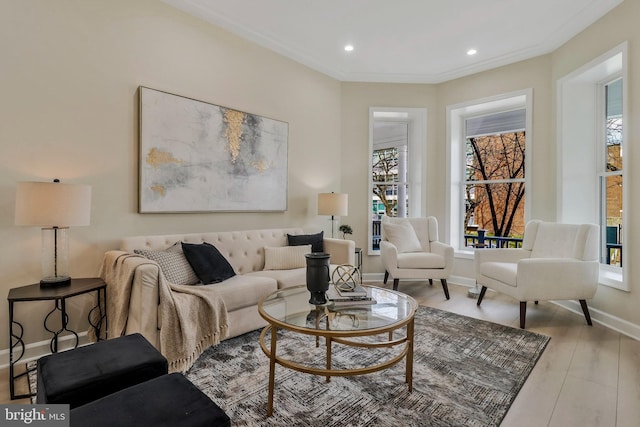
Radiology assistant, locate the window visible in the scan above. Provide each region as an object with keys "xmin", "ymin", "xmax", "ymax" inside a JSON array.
[
  {"xmin": 368, "ymin": 108, "xmax": 426, "ymax": 255},
  {"xmin": 558, "ymin": 42, "xmax": 627, "ymax": 290},
  {"xmin": 464, "ymin": 110, "xmax": 526, "ymax": 248},
  {"xmin": 600, "ymin": 78, "xmax": 623, "ymax": 267},
  {"xmin": 447, "ymin": 91, "xmax": 532, "ymax": 254}
]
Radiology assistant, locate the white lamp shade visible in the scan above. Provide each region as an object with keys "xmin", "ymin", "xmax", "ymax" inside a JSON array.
[
  {"xmin": 317, "ymin": 192, "xmax": 348, "ymax": 217},
  {"xmin": 15, "ymin": 181, "xmax": 92, "ymax": 227}
]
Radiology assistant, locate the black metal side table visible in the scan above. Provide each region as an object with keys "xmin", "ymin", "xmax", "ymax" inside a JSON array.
[{"xmin": 7, "ymin": 277, "xmax": 107, "ymax": 400}]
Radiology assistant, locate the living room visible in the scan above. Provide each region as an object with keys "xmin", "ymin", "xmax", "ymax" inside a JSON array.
[{"xmin": 1, "ymin": 0, "xmax": 639, "ymax": 425}]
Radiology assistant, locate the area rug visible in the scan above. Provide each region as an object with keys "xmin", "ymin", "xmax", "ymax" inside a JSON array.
[{"xmin": 185, "ymin": 306, "xmax": 549, "ymax": 427}]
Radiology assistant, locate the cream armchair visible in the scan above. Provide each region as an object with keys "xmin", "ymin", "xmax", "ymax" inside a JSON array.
[
  {"xmin": 475, "ymin": 220, "xmax": 599, "ymax": 329},
  {"xmin": 380, "ymin": 216, "xmax": 453, "ymax": 299}
]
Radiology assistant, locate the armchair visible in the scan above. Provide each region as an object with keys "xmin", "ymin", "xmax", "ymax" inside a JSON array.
[
  {"xmin": 380, "ymin": 216, "xmax": 453, "ymax": 299},
  {"xmin": 475, "ymin": 220, "xmax": 599, "ymax": 328}
]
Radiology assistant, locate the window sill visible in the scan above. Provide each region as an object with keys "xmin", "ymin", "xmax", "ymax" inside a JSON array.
[
  {"xmin": 599, "ymin": 267, "xmax": 627, "ymax": 291},
  {"xmin": 454, "ymin": 249, "xmax": 475, "ymax": 260}
]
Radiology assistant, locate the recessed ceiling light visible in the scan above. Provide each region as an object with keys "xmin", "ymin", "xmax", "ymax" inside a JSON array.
[
  {"xmin": 344, "ymin": 44, "xmax": 354, "ymax": 52},
  {"xmin": 467, "ymin": 49, "xmax": 477, "ymax": 56}
]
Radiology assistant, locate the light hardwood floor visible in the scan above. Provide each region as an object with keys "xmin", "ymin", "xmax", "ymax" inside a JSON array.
[{"xmin": 1, "ymin": 281, "xmax": 638, "ymax": 426}]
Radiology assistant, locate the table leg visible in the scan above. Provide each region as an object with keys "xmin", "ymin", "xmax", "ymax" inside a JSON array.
[
  {"xmin": 8, "ymin": 301, "xmax": 16, "ymax": 400},
  {"xmin": 88, "ymin": 287, "xmax": 107, "ymax": 340},
  {"xmin": 325, "ymin": 336, "xmax": 332, "ymax": 383},
  {"xmin": 406, "ymin": 317, "xmax": 414, "ymax": 392},
  {"xmin": 267, "ymin": 325, "xmax": 277, "ymax": 417},
  {"xmin": 59, "ymin": 298, "xmax": 79, "ymax": 350}
]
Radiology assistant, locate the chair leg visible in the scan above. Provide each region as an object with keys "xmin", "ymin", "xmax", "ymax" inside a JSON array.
[
  {"xmin": 476, "ymin": 286, "xmax": 487, "ymax": 306},
  {"xmin": 579, "ymin": 299, "xmax": 593, "ymax": 326},
  {"xmin": 428, "ymin": 279, "xmax": 433, "ymax": 286},
  {"xmin": 440, "ymin": 279, "xmax": 450, "ymax": 300},
  {"xmin": 520, "ymin": 302, "xmax": 527, "ymax": 329},
  {"xmin": 393, "ymin": 278, "xmax": 399, "ymax": 291},
  {"xmin": 383, "ymin": 270, "xmax": 389, "ymax": 284}
]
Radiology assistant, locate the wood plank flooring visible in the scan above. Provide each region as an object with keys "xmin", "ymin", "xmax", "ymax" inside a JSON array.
[{"xmin": 1, "ymin": 281, "xmax": 638, "ymax": 426}]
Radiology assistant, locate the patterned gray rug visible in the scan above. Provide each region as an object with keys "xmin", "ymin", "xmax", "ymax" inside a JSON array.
[{"xmin": 186, "ymin": 306, "xmax": 549, "ymax": 427}]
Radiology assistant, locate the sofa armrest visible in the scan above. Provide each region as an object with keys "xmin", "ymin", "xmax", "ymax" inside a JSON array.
[
  {"xmin": 323, "ymin": 238, "xmax": 355, "ymax": 265},
  {"xmin": 101, "ymin": 250, "xmax": 161, "ymax": 347}
]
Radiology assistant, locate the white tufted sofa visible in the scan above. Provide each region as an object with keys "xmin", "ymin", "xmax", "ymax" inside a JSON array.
[{"xmin": 103, "ymin": 228, "xmax": 355, "ymax": 348}]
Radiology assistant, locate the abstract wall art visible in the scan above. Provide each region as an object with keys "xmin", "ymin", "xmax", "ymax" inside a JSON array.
[{"xmin": 139, "ymin": 86, "xmax": 288, "ymax": 212}]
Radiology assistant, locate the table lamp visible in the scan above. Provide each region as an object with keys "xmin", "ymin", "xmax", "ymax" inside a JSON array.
[
  {"xmin": 15, "ymin": 179, "xmax": 92, "ymax": 287},
  {"xmin": 317, "ymin": 192, "xmax": 348, "ymax": 238}
]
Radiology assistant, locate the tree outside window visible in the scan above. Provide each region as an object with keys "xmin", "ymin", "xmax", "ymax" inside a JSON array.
[{"xmin": 601, "ymin": 78, "xmax": 623, "ymax": 266}]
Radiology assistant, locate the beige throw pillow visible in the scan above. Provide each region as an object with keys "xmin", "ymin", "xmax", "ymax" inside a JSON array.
[
  {"xmin": 383, "ymin": 221, "xmax": 423, "ymax": 253},
  {"xmin": 134, "ymin": 246, "xmax": 200, "ymax": 285},
  {"xmin": 264, "ymin": 245, "xmax": 312, "ymax": 270}
]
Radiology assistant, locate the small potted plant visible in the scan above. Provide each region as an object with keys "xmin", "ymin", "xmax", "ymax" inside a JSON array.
[{"xmin": 338, "ymin": 224, "xmax": 353, "ymax": 239}]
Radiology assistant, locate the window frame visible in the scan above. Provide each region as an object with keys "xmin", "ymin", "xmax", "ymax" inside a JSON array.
[
  {"xmin": 368, "ymin": 107, "xmax": 426, "ymax": 255},
  {"xmin": 557, "ymin": 41, "xmax": 628, "ymax": 291},
  {"xmin": 446, "ymin": 90, "xmax": 533, "ymax": 257}
]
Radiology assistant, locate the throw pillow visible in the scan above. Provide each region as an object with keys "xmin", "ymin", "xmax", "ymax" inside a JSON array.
[
  {"xmin": 133, "ymin": 248, "xmax": 200, "ymax": 286},
  {"xmin": 383, "ymin": 220, "xmax": 423, "ymax": 253},
  {"xmin": 287, "ymin": 231, "xmax": 324, "ymax": 252},
  {"xmin": 181, "ymin": 242, "xmax": 236, "ymax": 284},
  {"xmin": 264, "ymin": 245, "xmax": 312, "ymax": 270}
]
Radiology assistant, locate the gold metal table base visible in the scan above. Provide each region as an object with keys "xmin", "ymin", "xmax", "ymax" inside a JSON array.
[{"xmin": 258, "ymin": 316, "xmax": 414, "ymax": 417}]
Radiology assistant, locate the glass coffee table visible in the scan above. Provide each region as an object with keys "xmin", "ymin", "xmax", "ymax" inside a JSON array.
[{"xmin": 258, "ymin": 285, "xmax": 417, "ymax": 416}]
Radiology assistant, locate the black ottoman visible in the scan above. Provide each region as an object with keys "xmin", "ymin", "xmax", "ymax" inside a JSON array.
[
  {"xmin": 70, "ymin": 373, "xmax": 230, "ymax": 427},
  {"xmin": 37, "ymin": 333, "xmax": 168, "ymax": 409}
]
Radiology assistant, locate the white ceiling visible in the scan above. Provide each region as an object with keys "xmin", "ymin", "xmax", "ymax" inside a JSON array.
[{"xmin": 161, "ymin": 0, "xmax": 623, "ymax": 84}]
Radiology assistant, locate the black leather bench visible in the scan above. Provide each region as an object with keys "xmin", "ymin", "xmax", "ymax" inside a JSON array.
[
  {"xmin": 37, "ymin": 333, "xmax": 168, "ymax": 409},
  {"xmin": 70, "ymin": 373, "xmax": 231, "ymax": 427}
]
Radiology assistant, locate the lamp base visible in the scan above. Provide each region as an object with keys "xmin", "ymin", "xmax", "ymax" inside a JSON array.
[{"xmin": 40, "ymin": 276, "xmax": 71, "ymax": 288}]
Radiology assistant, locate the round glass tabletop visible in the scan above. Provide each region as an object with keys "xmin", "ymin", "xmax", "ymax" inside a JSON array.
[{"xmin": 258, "ymin": 285, "xmax": 417, "ymax": 333}]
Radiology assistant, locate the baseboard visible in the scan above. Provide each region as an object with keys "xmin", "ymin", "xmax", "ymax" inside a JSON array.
[
  {"xmin": 552, "ymin": 300, "xmax": 640, "ymax": 341},
  {"xmin": 0, "ymin": 332, "xmax": 91, "ymax": 370}
]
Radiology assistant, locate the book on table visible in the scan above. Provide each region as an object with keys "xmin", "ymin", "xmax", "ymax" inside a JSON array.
[
  {"xmin": 335, "ymin": 284, "xmax": 368, "ymax": 298},
  {"xmin": 326, "ymin": 285, "xmax": 375, "ymax": 305}
]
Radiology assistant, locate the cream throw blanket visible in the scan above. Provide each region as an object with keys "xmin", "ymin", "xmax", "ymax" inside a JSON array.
[{"xmin": 96, "ymin": 251, "xmax": 229, "ymax": 373}]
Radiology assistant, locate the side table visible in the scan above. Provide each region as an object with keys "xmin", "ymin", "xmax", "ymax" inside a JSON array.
[{"xmin": 7, "ymin": 277, "xmax": 107, "ymax": 400}]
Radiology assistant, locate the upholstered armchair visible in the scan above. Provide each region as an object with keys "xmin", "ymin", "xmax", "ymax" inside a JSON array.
[
  {"xmin": 475, "ymin": 220, "xmax": 600, "ymax": 328},
  {"xmin": 380, "ymin": 216, "xmax": 453, "ymax": 299}
]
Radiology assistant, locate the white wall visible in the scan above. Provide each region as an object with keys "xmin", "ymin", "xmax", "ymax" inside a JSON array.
[{"xmin": 0, "ymin": 0, "xmax": 342, "ymax": 352}]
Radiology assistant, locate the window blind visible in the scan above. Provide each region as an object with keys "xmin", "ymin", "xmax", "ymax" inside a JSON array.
[{"xmin": 465, "ymin": 108, "xmax": 526, "ymax": 138}]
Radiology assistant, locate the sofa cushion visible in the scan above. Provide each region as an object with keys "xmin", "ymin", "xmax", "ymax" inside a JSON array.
[
  {"xmin": 246, "ymin": 268, "xmax": 306, "ymax": 290},
  {"xmin": 288, "ymin": 231, "xmax": 324, "ymax": 252},
  {"xmin": 383, "ymin": 220, "xmax": 423, "ymax": 253},
  {"xmin": 134, "ymin": 247, "xmax": 199, "ymax": 286},
  {"xmin": 181, "ymin": 242, "xmax": 236, "ymax": 284},
  {"xmin": 208, "ymin": 274, "xmax": 278, "ymax": 311},
  {"xmin": 264, "ymin": 245, "xmax": 311, "ymax": 270}
]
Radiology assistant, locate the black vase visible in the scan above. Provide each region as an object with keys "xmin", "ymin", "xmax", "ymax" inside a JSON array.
[{"xmin": 305, "ymin": 253, "xmax": 330, "ymax": 305}]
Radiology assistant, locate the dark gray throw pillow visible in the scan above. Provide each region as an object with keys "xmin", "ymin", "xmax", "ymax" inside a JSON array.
[
  {"xmin": 287, "ymin": 231, "xmax": 324, "ymax": 253},
  {"xmin": 181, "ymin": 242, "xmax": 236, "ymax": 284}
]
